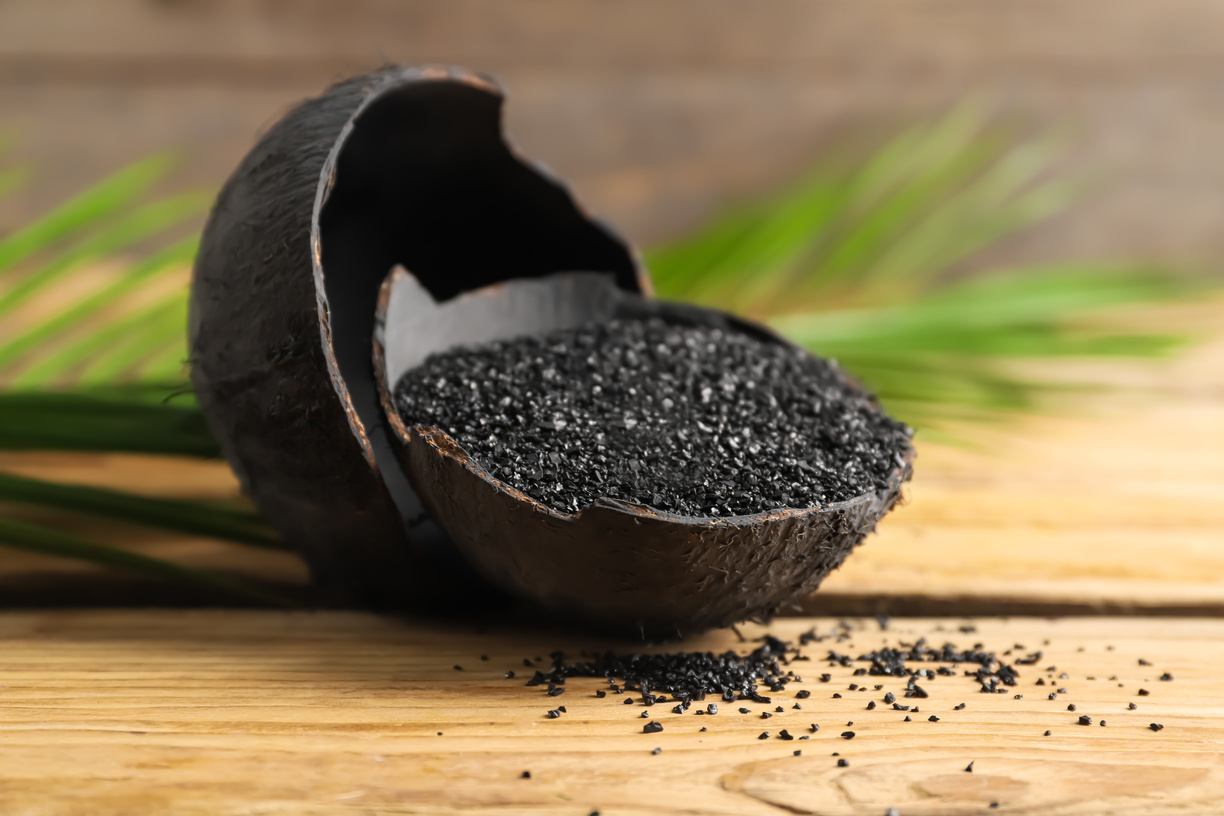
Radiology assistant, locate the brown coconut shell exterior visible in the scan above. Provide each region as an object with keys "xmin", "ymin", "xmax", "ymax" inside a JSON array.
[
  {"xmin": 189, "ymin": 66, "xmax": 644, "ymax": 606},
  {"xmin": 373, "ymin": 269, "xmax": 915, "ymax": 637}
]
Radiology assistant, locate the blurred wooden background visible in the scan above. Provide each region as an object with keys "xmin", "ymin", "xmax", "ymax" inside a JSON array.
[{"xmin": 2, "ymin": 0, "xmax": 1224, "ymax": 267}]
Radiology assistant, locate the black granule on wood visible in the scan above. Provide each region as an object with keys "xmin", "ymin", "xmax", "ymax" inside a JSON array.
[
  {"xmin": 558, "ymin": 706, "xmax": 567, "ymax": 713},
  {"xmin": 546, "ymin": 709, "xmax": 561, "ymax": 718},
  {"xmin": 1100, "ymin": 720, "xmax": 1106, "ymax": 726},
  {"xmin": 1077, "ymin": 715, "xmax": 1093, "ymax": 726},
  {"xmin": 810, "ymin": 724, "xmax": 820, "ymax": 732},
  {"xmin": 795, "ymin": 690, "xmax": 811, "ymax": 699},
  {"xmin": 708, "ymin": 704, "xmax": 718, "ymax": 715},
  {"xmin": 761, "ymin": 712, "xmax": 772, "ymax": 719},
  {"xmin": 1068, "ymin": 704, "xmax": 1077, "ymax": 711},
  {"xmin": 866, "ymin": 701, "xmax": 876, "ymax": 710},
  {"xmin": 643, "ymin": 721, "xmax": 663, "ymax": 733},
  {"xmin": 904, "ymin": 716, "xmax": 912, "ymax": 722},
  {"xmin": 841, "ymin": 731, "xmax": 855, "ymax": 739},
  {"xmin": 595, "ymin": 690, "xmax": 606, "ymax": 698},
  {"xmin": 775, "ymin": 706, "xmax": 785, "ymax": 713},
  {"xmin": 1129, "ymin": 703, "xmax": 1138, "ymax": 710},
  {"xmin": 793, "ymin": 704, "xmax": 802, "ymax": 710},
  {"xmin": 1149, "ymin": 722, "xmax": 1164, "ymax": 731},
  {"xmin": 928, "ymin": 715, "xmax": 940, "ymax": 722},
  {"xmin": 954, "ymin": 703, "xmax": 966, "ymax": 710},
  {"xmin": 837, "ymin": 758, "xmax": 849, "ymax": 767},
  {"xmin": 739, "ymin": 708, "xmax": 750, "ymax": 714},
  {"xmin": 393, "ymin": 318, "xmax": 911, "ymax": 517},
  {"xmin": 779, "ymin": 730, "xmax": 794, "ymax": 740},
  {"xmin": 453, "ymin": 665, "xmax": 462, "ymax": 671},
  {"xmin": 1139, "ymin": 658, "xmax": 1151, "ymax": 666},
  {"xmin": 623, "ymin": 698, "xmax": 634, "ymax": 705},
  {"xmin": 965, "ymin": 761, "xmax": 974, "ymax": 772},
  {"xmin": 1160, "ymin": 673, "xmax": 1173, "ymax": 681},
  {"xmin": 833, "ymin": 693, "xmax": 842, "ymax": 698},
  {"xmin": 1044, "ymin": 730, "xmax": 1052, "ymax": 736},
  {"xmin": 651, "ymin": 747, "xmax": 661, "ymax": 755},
  {"xmin": 640, "ymin": 711, "xmax": 649, "ymax": 718},
  {"xmin": 521, "ymin": 771, "xmax": 531, "ymax": 779},
  {"xmin": 892, "ymin": 704, "xmax": 909, "ymax": 711},
  {"xmin": 505, "ymin": 670, "xmax": 515, "ymax": 679},
  {"xmin": 883, "ymin": 692, "xmax": 896, "ymax": 704},
  {"xmin": 794, "ymin": 750, "xmax": 802, "ymax": 756},
  {"xmin": 700, "ymin": 726, "xmax": 707, "ymax": 732},
  {"xmin": 759, "ymin": 732, "xmax": 770, "ymax": 740},
  {"xmin": 547, "ymin": 687, "xmax": 564, "ymax": 697},
  {"xmin": 820, "ymin": 674, "xmax": 832, "ymax": 683}
]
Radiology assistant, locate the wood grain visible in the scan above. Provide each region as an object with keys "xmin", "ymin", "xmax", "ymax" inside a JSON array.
[
  {"xmin": 4, "ymin": 1, "xmax": 1224, "ymax": 266},
  {"xmin": 0, "ymin": 611, "xmax": 1220, "ymax": 815}
]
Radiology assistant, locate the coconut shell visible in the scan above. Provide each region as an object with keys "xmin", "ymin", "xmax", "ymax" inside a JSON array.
[
  {"xmin": 374, "ymin": 269, "xmax": 915, "ymax": 636},
  {"xmin": 190, "ymin": 66, "xmax": 644, "ymax": 606}
]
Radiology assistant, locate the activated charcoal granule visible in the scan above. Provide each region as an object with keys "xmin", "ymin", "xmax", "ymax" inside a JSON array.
[{"xmin": 393, "ymin": 318, "xmax": 911, "ymax": 517}]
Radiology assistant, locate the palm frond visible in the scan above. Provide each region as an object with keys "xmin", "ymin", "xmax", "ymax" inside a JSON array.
[{"xmin": 647, "ymin": 106, "xmax": 1205, "ymax": 427}]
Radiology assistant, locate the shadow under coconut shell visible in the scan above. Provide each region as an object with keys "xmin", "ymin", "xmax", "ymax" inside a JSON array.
[{"xmin": 374, "ymin": 269, "xmax": 914, "ymax": 640}]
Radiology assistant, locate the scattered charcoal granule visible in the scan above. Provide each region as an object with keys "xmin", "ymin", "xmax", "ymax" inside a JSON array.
[
  {"xmin": 437, "ymin": 732, "xmax": 442, "ymax": 736},
  {"xmin": 849, "ymin": 684, "xmax": 859, "ymax": 691},
  {"xmin": 546, "ymin": 709, "xmax": 561, "ymax": 719},
  {"xmin": 759, "ymin": 732, "xmax": 770, "ymax": 740},
  {"xmin": 1078, "ymin": 716, "xmax": 1093, "ymax": 726},
  {"xmin": 799, "ymin": 736, "xmax": 810, "ymax": 740},
  {"xmin": 810, "ymin": 724, "xmax": 820, "ymax": 732},
  {"xmin": 558, "ymin": 706, "xmax": 566, "ymax": 713},
  {"xmin": 866, "ymin": 701, "xmax": 877, "ymax": 710},
  {"xmin": 795, "ymin": 690, "xmax": 811, "ymax": 699},
  {"xmin": 793, "ymin": 704, "xmax": 802, "ymax": 710},
  {"xmin": 1068, "ymin": 704, "xmax": 1077, "ymax": 711},
  {"xmin": 1160, "ymin": 673, "xmax": 1173, "ymax": 681},
  {"xmin": 623, "ymin": 698, "xmax": 634, "ymax": 705},
  {"xmin": 481, "ymin": 655, "xmax": 488, "ymax": 661},
  {"xmin": 547, "ymin": 687, "xmax": 564, "ymax": 697},
  {"xmin": 990, "ymin": 802, "xmax": 999, "ymax": 809},
  {"xmin": 505, "ymin": 671, "xmax": 516, "ymax": 679},
  {"xmin": 640, "ymin": 711, "xmax": 649, "ymax": 719},
  {"xmin": 1128, "ymin": 703, "xmax": 1138, "ymax": 710},
  {"xmin": 1100, "ymin": 721, "xmax": 1107, "ymax": 727},
  {"xmin": 651, "ymin": 747, "xmax": 661, "ymax": 755},
  {"xmin": 841, "ymin": 731, "xmax": 856, "ymax": 739},
  {"xmin": 1014, "ymin": 695, "xmax": 1023, "ymax": 700},
  {"xmin": 847, "ymin": 721, "xmax": 854, "ymax": 726},
  {"xmin": 643, "ymin": 721, "xmax": 664, "ymax": 733},
  {"xmin": 893, "ymin": 704, "xmax": 910, "ymax": 711},
  {"xmin": 775, "ymin": 706, "xmax": 785, "ymax": 713},
  {"xmin": 837, "ymin": 759, "xmax": 850, "ymax": 767},
  {"xmin": 1138, "ymin": 689, "xmax": 1151, "ymax": 696},
  {"xmin": 965, "ymin": 761, "xmax": 974, "ymax": 772},
  {"xmin": 700, "ymin": 727, "xmax": 707, "ymax": 732},
  {"xmin": 883, "ymin": 692, "xmax": 896, "ymax": 704},
  {"xmin": 1150, "ymin": 723, "xmax": 1164, "ymax": 732},
  {"xmin": 523, "ymin": 659, "xmax": 532, "ymax": 668},
  {"xmin": 739, "ymin": 708, "xmax": 751, "ymax": 714},
  {"xmin": 1057, "ymin": 688, "xmax": 1068, "ymax": 694},
  {"xmin": 708, "ymin": 704, "xmax": 718, "ymax": 715},
  {"xmin": 672, "ymin": 704, "xmax": 684, "ymax": 714},
  {"xmin": 521, "ymin": 771, "xmax": 531, "ymax": 779},
  {"xmin": 453, "ymin": 665, "xmax": 462, "ymax": 671},
  {"xmin": 761, "ymin": 712, "xmax": 772, "ymax": 720},
  {"xmin": 1139, "ymin": 658, "xmax": 1151, "ymax": 666},
  {"xmin": 595, "ymin": 690, "xmax": 606, "ymax": 698},
  {"xmin": 820, "ymin": 674, "xmax": 832, "ymax": 683},
  {"xmin": 393, "ymin": 318, "xmax": 912, "ymax": 517},
  {"xmin": 833, "ymin": 693, "xmax": 843, "ymax": 699},
  {"xmin": 779, "ymin": 730, "xmax": 794, "ymax": 740},
  {"xmin": 904, "ymin": 716, "xmax": 912, "ymax": 722},
  {"xmin": 954, "ymin": 703, "xmax": 966, "ymax": 710},
  {"xmin": 794, "ymin": 750, "xmax": 802, "ymax": 756},
  {"xmin": 928, "ymin": 715, "xmax": 940, "ymax": 722},
  {"xmin": 1044, "ymin": 730, "xmax": 1052, "ymax": 736}
]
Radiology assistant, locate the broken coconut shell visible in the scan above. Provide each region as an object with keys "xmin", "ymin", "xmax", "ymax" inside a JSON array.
[
  {"xmin": 189, "ymin": 66, "xmax": 645, "ymax": 606},
  {"xmin": 374, "ymin": 268, "xmax": 915, "ymax": 637}
]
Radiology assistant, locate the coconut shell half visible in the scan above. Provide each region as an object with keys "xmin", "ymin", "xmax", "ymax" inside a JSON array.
[
  {"xmin": 190, "ymin": 66, "xmax": 645, "ymax": 606},
  {"xmin": 374, "ymin": 269, "xmax": 915, "ymax": 637}
]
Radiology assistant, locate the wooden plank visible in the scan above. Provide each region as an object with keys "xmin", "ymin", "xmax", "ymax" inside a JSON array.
[
  {"xmin": 2, "ymin": 301, "xmax": 1222, "ymax": 612},
  {"xmin": 5, "ymin": 1, "xmax": 1224, "ymax": 263},
  {"xmin": 0, "ymin": 611, "xmax": 1220, "ymax": 815}
]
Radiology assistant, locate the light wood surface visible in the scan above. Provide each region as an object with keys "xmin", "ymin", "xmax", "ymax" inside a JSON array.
[
  {"xmin": 3, "ymin": 301, "xmax": 1222, "ymax": 613},
  {"xmin": 0, "ymin": 611, "xmax": 1220, "ymax": 815}
]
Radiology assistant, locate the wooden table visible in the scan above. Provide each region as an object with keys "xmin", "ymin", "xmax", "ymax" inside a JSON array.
[{"xmin": 1, "ymin": 301, "xmax": 1223, "ymax": 814}]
